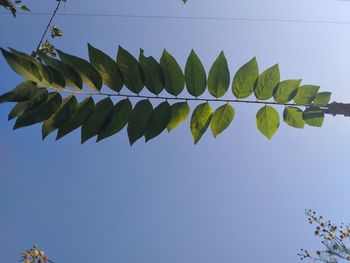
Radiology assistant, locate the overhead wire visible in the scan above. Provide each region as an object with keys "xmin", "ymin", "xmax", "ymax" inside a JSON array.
[{"xmin": 1, "ymin": 12, "xmax": 350, "ymax": 25}]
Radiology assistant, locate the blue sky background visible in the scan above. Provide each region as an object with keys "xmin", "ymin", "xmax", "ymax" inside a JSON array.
[{"xmin": 1, "ymin": 0, "xmax": 350, "ymax": 262}]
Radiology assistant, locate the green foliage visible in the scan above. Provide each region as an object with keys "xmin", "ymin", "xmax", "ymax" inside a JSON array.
[
  {"xmin": 0, "ymin": 46, "xmax": 332, "ymax": 144},
  {"xmin": 0, "ymin": 0, "xmax": 30, "ymax": 17}
]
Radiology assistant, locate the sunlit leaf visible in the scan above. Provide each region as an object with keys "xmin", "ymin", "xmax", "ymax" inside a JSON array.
[
  {"xmin": 254, "ymin": 64, "xmax": 280, "ymax": 100},
  {"xmin": 283, "ymin": 106, "xmax": 305, "ymax": 129},
  {"xmin": 190, "ymin": 102, "xmax": 212, "ymax": 144},
  {"xmin": 185, "ymin": 50, "xmax": 206, "ymax": 97},
  {"xmin": 160, "ymin": 49, "xmax": 184, "ymax": 96},
  {"xmin": 293, "ymin": 85, "xmax": 320, "ymax": 105},
  {"xmin": 303, "ymin": 106, "xmax": 324, "ymax": 127},
  {"xmin": 208, "ymin": 51, "xmax": 230, "ymax": 98},
  {"xmin": 256, "ymin": 105, "xmax": 279, "ymax": 139},
  {"xmin": 210, "ymin": 103, "xmax": 235, "ymax": 138},
  {"xmin": 313, "ymin": 92, "xmax": 331, "ymax": 107},
  {"xmin": 273, "ymin": 79, "xmax": 301, "ymax": 103},
  {"xmin": 167, "ymin": 102, "xmax": 190, "ymax": 132},
  {"xmin": 232, "ymin": 57, "xmax": 259, "ymax": 99}
]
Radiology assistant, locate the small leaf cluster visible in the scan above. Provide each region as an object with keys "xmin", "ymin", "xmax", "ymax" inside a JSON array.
[
  {"xmin": 20, "ymin": 244, "xmax": 53, "ymax": 263},
  {"xmin": 0, "ymin": 0, "xmax": 29, "ymax": 17},
  {"xmin": 299, "ymin": 210, "xmax": 350, "ymax": 263},
  {"xmin": 0, "ymin": 45, "xmax": 331, "ymax": 144}
]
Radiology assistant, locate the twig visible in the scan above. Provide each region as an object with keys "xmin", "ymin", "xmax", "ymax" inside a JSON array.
[{"xmin": 36, "ymin": 0, "xmax": 62, "ymax": 51}]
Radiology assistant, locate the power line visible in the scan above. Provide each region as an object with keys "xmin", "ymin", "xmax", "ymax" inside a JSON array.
[{"xmin": 1, "ymin": 12, "xmax": 350, "ymax": 25}]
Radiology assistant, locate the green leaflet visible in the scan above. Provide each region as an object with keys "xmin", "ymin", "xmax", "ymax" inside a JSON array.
[
  {"xmin": 81, "ymin": 97, "xmax": 114, "ymax": 143},
  {"xmin": 1, "ymin": 48, "xmax": 42, "ymax": 82},
  {"xmin": 127, "ymin": 99, "xmax": 153, "ymax": 145},
  {"xmin": 232, "ymin": 57, "xmax": 259, "ymax": 99},
  {"xmin": 8, "ymin": 88, "xmax": 48, "ymax": 120},
  {"xmin": 97, "ymin": 99, "xmax": 132, "ymax": 142},
  {"xmin": 9, "ymin": 48, "xmax": 53, "ymax": 87},
  {"xmin": 88, "ymin": 43, "xmax": 123, "ymax": 92},
  {"xmin": 139, "ymin": 49, "xmax": 164, "ymax": 95},
  {"xmin": 47, "ymin": 66, "xmax": 66, "ymax": 89},
  {"xmin": 254, "ymin": 64, "xmax": 280, "ymax": 100},
  {"xmin": 303, "ymin": 106, "xmax": 324, "ymax": 127},
  {"xmin": 117, "ymin": 45, "xmax": 144, "ymax": 94},
  {"xmin": 160, "ymin": 49, "xmax": 185, "ymax": 96},
  {"xmin": 256, "ymin": 105, "xmax": 279, "ymax": 139},
  {"xmin": 293, "ymin": 85, "xmax": 320, "ymax": 105},
  {"xmin": 39, "ymin": 52, "xmax": 83, "ymax": 90},
  {"xmin": 210, "ymin": 104, "xmax": 235, "ymax": 138},
  {"xmin": 208, "ymin": 51, "xmax": 230, "ymax": 98},
  {"xmin": 273, "ymin": 79, "xmax": 301, "ymax": 103},
  {"xmin": 0, "ymin": 81, "xmax": 38, "ymax": 103},
  {"xmin": 57, "ymin": 49, "xmax": 102, "ymax": 91},
  {"xmin": 145, "ymin": 101, "xmax": 171, "ymax": 142},
  {"xmin": 190, "ymin": 102, "xmax": 212, "ymax": 144},
  {"xmin": 14, "ymin": 92, "xmax": 62, "ymax": 129},
  {"xmin": 283, "ymin": 106, "xmax": 305, "ymax": 129},
  {"xmin": 167, "ymin": 102, "xmax": 190, "ymax": 132},
  {"xmin": 56, "ymin": 97, "xmax": 95, "ymax": 140},
  {"xmin": 42, "ymin": 95, "xmax": 78, "ymax": 139},
  {"xmin": 313, "ymin": 92, "xmax": 331, "ymax": 107},
  {"xmin": 185, "ymin": 50, "xmax": 207, "ymax": 97}
]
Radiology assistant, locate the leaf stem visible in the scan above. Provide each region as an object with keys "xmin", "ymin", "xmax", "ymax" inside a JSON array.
[{"xmin": 48, "ymin": 87, "xmax": 327, "ymax": 109}]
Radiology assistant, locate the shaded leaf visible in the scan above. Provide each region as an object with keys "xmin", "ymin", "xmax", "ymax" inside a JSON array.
[
  {"xmin": 190, "ymin": 102, "xmax": 212, "ymax": 144},
  {"xmin": 167, "ymin": 102, "xmax": 190, "ymax": 132},
  {"xmin": 208, "ymin": 51, "xmax": 230, "ymax": 98},
  {"xmin": 42, "ymin": 95, "xmax": 78, "ymax": 139},
  {"xmin": 303, "ymin": 106, "xmax": 324, "ymax": 127},
  {"xmin": 232, "ymin": 57, "xmax": 259, "ymax": 99},
  {"xmin": 127, "ymin": 99, "xmax": 153, "ymax": 145},
  {"xmin": 254, "ymin": 64, "xmax": 280, "ymax": 100},
  {"xmin": 117, "ymin": 45, "xmax": 144, "ymax": 94},
  {"xmin": 256, "ymin": 105, "xmax": 279, "ymax": 139},
  {"xmin": 14, "ymin": 92, "xmax": 62, "ymax": 129},
  {"xmin": 8, "ymin": 88, "xmax": 48, "ymax": 120},
  {"xmin": 273, "ymin": 79, "xmax": 301, "ymax": 103},
  {"xmin": 293, "ymin": 85, "xmax": 319, "ymax": 105},
  {"xmin": 46, "ymin": 66, "xmax": 65, "ymax": 88},
  {"xmin": 1, "ymin": 48, "xmax": 42, "ymax": 82},
  {"xmin": 39, "ymin": 52, "xmax": 82, "ymax": 90},
  {"xmin": 56, "ymin": 97, "xmax": 95, "ymax": 140},
  {"xmin": 81, "ymin": 97, "xmax": 114, "ymax": 143},
  {"xmin": 0, "ymin": 81, "xmax": 38, "ymax": 103},
  {"xmin": 283, "ymin": 106, "xmax": 305, "ymax": 129},
  {"xmin": 210, "ymin": 104, "xmax": 235, "ymax": 138},
  {"xmin": 160, "ymin": 49, "xmax": 184, "ymax": 96},
  {"xmin": 88, "ymin": 43, "xmax": 123, "ymax": 92},
  {"xmin": 139, "ymin": 49, "xmax": 164, "ymax": 95},
  {"xmin": 313, "ymin": 92, "xmax": 331, "ymax": 107},
  {"xmin": 97, "ymin": 99, "xmax": 132, "ymax": 142},
  {"xmin": 9, "ymin": 48, "xmax": 53, "ymax": 86},
  {"xmin": 185, "ymin": 50, "xmax": 206, "ymax": 97},
  {"xmin": 145, "ymin": 101, "xmax": 171, "ymax": 142},
  {"xmin": 57, "ymin": 49, "xmax": 102, "ymax": 91}
]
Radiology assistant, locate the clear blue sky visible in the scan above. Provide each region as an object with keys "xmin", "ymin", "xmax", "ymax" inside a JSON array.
[{"xmin": 1, "ymin": 0, "xmax": 350, "ymax": 262}]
